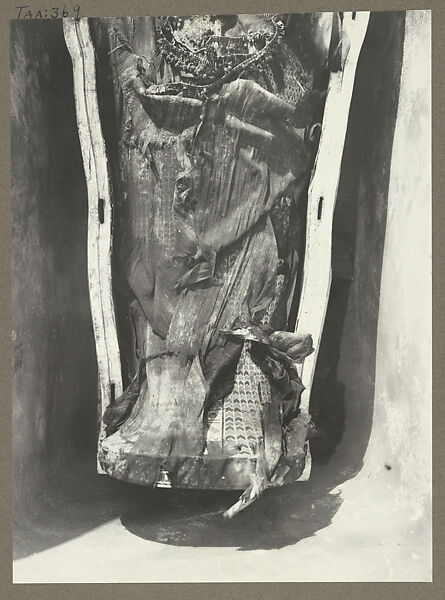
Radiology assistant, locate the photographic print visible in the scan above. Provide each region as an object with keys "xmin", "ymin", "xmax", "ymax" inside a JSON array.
[{"xmin": 11, "ymin": 9, "xmax": 431, "ymax": 582}]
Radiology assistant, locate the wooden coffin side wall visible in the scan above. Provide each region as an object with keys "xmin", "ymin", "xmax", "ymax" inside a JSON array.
[
  {"xmin": 295, "ymin": 11, "xmax": 369, "ymax": 480},
  {"xmin": 63, "ymin": 13, "xmax": 369, "ymax": 482},
  {"xmin": 63, "ymin": 19, "xmax": 123, "ymax": 470}
]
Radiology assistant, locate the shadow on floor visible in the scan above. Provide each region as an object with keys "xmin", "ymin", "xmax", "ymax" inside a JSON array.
[
  {"xmin": 14, "ymin": 461, "xmax": 346, "ymax": 558},
  {"xmin": 119, "ymin": 467, "xmax": 344, "ymax": 551},
  {"xmin": 14, "ymin": 471, "xmax": 342, "ymax": 559}
]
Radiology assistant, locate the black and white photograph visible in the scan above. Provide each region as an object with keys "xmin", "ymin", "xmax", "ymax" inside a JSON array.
[{"xmin": 11, "ymin": 8, "xmax": 431, "ymax": 582}]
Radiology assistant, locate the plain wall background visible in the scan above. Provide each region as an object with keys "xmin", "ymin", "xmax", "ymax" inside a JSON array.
[{"xmin": 11, "ymin": 19, "xmax": 100, "ymax": 538}]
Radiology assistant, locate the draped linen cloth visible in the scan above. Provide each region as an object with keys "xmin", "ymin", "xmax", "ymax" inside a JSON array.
[{"xmin": 98, "ymin": 14, "xmax": 332, "ymax": 489}]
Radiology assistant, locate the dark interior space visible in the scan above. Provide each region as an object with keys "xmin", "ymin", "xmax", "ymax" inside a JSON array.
[{"xmin": 12, "ymin": 11, "xmax": 405, "ymax": 560}]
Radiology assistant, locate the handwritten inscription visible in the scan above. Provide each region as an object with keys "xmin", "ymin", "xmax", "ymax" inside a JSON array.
[{"xmin": 16, "ymin": 5, "xmax": 81, "ymax": 19}]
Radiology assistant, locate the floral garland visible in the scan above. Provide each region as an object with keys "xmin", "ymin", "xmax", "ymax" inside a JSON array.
[{"xmin": 155, "ymin": 14, "xmax": 286, "ymax": 87}]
